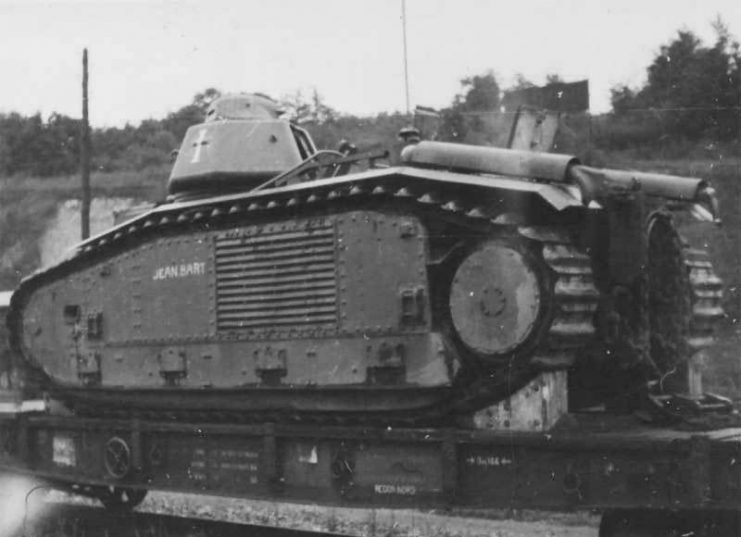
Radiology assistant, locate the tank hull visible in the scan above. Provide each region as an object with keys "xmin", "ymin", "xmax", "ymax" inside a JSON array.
[{"xmin": 9, "ymin": 168, "xmax": 600, "ymax": 423}]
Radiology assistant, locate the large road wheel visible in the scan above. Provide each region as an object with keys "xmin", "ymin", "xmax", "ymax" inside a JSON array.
[{"xmin": 448, "ymin": 239, "xmax": 548, "ymax": 360}]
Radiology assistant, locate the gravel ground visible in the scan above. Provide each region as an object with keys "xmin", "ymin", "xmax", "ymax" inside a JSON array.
[
  {"xmin": 139, "ymin": 490, "xmax": 601, "ymax": 537},
  {"xmin": 11, "ymin": 485, "xmax": 600, "ymax": 537}
]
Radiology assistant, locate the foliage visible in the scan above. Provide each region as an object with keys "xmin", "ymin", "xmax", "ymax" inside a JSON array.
[
  {"xmin": 0, "ymin": 112, "xmax": 80, "ymax": 176},
  {"xmin": 309, "ymin": 112, "xmax": 409, "ymax": 153},
  {"xmin": 510, "ymin": 73, "xmax": 537, "ymax": 91},
  {"xmin": 455, "ymin": 72, "xmax": 501, "ymax": 111},
  {"xmin": 610, "ymin": 19, "xmax": 741, "ymax": 141},
  {"xmin": 0, "ymin": 89, "xmax": 224, "ymax": 178},
  {"xmin": 438, "ymin": 71, "xmax": 501, "ymax": 143},
  {"xmin": 281, "ymin": 89, "xmax": 337, "ymax": 125},
  {"xmin": 0, "ymin": 87, "xmax": 350, "ymax": 178}
]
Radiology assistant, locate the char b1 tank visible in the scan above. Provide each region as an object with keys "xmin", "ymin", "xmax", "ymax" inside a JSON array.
[{"xmin": 6, "ymin": 93, "xmax": 725, "ymax": 424}]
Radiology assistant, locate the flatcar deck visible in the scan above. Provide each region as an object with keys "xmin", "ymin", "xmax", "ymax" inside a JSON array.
[{"xmin": 1, "ymin": 411, "xmax": 740, "ymax": 523}]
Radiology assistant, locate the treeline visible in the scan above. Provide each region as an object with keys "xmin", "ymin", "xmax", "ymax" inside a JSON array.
[
  {"xmin": 0, "ymin": 88, "xmax": 216, "ymax": 177},
  {"xmin": 0, "ymin": 113, "xmax": 81, "ymax": 177},
  {"xmin": 439, "ymin": 20, "xmax": 740, "ymax": 156},
  {"xmin": 0, "ymin": 21, "xmax": 738, "ymax": 179},
  {"xmin": 0, "ymin": 87, "xmax": 419, "ymax": 178},
  {"xmin": 611, "ymin": 20, "xmax": 740, "ymax": 141},
  {"xmin": 0, "ymin": 110, "xmax": 178, "ymax": 177}
]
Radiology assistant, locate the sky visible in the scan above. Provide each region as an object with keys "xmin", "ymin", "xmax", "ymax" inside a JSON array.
[{"xmin": 0, "ymin": 0, "xmax": 739, "ymax": 128}]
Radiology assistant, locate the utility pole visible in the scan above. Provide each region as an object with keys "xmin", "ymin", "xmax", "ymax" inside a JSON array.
[
  {"xmin": 81, "ymin": 48, "xmax": 91, "ymax": 240},
  {"xmin": 401, "ymin": 0, "xmax": 411, "ymax": 117}
]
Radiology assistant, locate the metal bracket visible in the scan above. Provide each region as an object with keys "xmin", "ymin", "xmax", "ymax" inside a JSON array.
[
  {"xmin": 86, "ymin": 312, "xmax": 104, "ymax": 340},
  {"xmin": 158, "ymin": 347, "xmax": 187, "ymax": 386},
  {"xmin": 254, "ymin": 347, "xmax": 288, "ymax": 386},
  {"xmin": 399, "ymin": 287, "xmax": 425, "ymax": 327},
  {"xmin": 77, "ymin": 351, "xmax": 102, "ymax": 386}
]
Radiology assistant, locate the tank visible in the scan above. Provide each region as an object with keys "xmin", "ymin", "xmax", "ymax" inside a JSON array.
[{"xmin": 6, "ymin": 94, "xmax": 724, "ymax": 424}]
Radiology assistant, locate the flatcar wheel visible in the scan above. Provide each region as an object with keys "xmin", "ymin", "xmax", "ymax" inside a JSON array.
[{"xmin": 97, "ymin": 486, "xmax": 147, "ymax": 511}]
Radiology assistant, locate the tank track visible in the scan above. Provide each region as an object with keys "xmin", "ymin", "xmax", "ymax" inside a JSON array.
[
  {"xmin": 647, "ymin": 213, "xmax": 724, "ymax": 380},
  {"xmin": 9, "ymin": 172, "xmax": 599, "ymax": 425},
  {"xmin": 645, "ymin": 231, "xmax": 729, "ymax": 424}
]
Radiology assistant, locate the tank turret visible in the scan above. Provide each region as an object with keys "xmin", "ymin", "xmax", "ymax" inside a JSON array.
[{"xmin": 167, "ymin": 94, "xmax": 315, "ymax": 200}]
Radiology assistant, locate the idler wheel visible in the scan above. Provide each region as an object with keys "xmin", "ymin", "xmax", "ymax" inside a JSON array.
[{"xmin": 449, "ymin": 240, "xmax": 545, "ymax": 358}]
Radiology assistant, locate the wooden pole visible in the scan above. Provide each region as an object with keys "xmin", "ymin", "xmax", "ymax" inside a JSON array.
[{"xmin": 81, "ymin": 48, "xmax": 91, "ymax": 240}]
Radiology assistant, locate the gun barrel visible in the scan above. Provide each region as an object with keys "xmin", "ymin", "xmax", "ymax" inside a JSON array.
[{"xmin": 568, "ymin": 164, "xmax": 706, "ymax": 201}]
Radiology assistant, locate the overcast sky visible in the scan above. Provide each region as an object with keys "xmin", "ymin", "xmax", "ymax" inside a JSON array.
[{"xmin": 0, "ymin": 0, "xmax": 739, "ymax": 127}]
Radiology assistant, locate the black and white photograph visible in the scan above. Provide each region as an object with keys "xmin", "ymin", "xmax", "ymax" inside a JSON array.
[{"xmin": 0, "ymin": 1, "xmax": 739, "ymax": 535}]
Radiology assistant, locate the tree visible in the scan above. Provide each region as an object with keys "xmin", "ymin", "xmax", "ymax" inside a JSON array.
[
  {"xmin": 0, "ymin": 112, "xmax": 80, "ymax": 176},
  {"xmin": 42, "ymin": 113, "xmax": 80, "ymax": 175},
  {"xmin": 280, "ymin": 89, "xmax": 337, "ymax": 124},
  {"xmin": 162, "ymin": 105, "xmax": 204, "ymax": 142},
  {"xmin": 455, "ymin": 71, "xmax": 501, "ymax": 111},
  {"xmin": 162, "ymin": 88, "xmax": 223, "ymax": 142},
  {"xmin": 610, "ymin": 85, "xmax": 639, "ymax": 115},
  {"xmin": 192, "ymin": 88, "xmax": 222, "ymax": 114},
  {"xmin": 545, "ymin": 73, "xmax": 564, "ymax": 86},
  {"xmin": 510, "ymin": 74, "xmax": 536, "ymax": 92},
  {"xmin": 310, "ymin": 89, "xmax": 337, "ymax": 123},
  {"xmin": 610, "ymin": 21, "xmax": 740, "ymax": 141},
  {"xmin": 438, "ymin": 71, "xmax": 501, "ymax": 142},
  {"xmin": 281, "ymin": 90, "xmax": 312, "ymax": 123}
]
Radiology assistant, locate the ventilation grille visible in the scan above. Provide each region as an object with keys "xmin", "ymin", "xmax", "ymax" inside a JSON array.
[{"xmin": 215, "ymin": 222, "xmax": 338, "ymax": 332}]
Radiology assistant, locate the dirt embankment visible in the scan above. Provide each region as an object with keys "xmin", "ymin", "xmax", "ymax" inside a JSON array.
[{"xmin": 37, "ymin": 197, "xmax": 136, "ymax": 268}]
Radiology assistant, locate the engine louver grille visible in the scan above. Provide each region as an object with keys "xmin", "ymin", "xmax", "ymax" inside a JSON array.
[{"xmin": 215, "ymin": 221, "xmax": 338, "ymax": 333}]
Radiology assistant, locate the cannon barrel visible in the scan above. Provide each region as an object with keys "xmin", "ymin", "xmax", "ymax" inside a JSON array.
[
  {"xmin": 401, "ymin": 141, "xmax": 718, "ymax": 221},
  {"xmin": 567, "ymin": 164, "xmax": 707, "ymax": 202}
]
